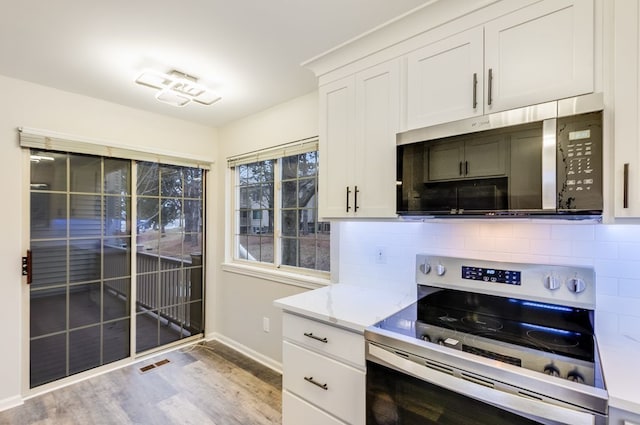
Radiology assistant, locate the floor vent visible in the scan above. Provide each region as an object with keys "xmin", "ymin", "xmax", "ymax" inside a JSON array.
[
  {"xmin": 139, "ymin": 358, "xmax": 171, "ymax": 373},
  {"xmin": 154, "ymin": 359, "xmax": 171, "ymax": 367}
]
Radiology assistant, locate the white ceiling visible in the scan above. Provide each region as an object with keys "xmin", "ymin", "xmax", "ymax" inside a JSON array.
[{"xmin": 0, "ymin": 0, "xmax": 429, "ymax": 128}]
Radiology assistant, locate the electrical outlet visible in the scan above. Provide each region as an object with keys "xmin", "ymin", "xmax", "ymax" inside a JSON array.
[
  {"xmin": 375, "ymin": 246, "xmax": 387, "ymax": 264},
  {"xmin": 263, "ymin": 317, "xmax": 270, "ymax": 333}
]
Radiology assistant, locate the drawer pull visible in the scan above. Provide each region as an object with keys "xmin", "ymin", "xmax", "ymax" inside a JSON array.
[
  {"xmin": 304, "ymin": 376, "xmax": 328, "ymax": 390},
  {"xmin": 303, "ymin": 332, "xmax": 328, "ymax": 343}
]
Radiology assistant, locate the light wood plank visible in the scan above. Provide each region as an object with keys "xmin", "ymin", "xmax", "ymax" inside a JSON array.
[{"xmin": 0, "ymin": 341, "xmax": 282, "ymax": 425}]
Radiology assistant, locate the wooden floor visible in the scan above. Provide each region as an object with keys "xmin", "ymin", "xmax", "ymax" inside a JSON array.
[{"xmin": 0, "ymin": 341, "xmax": 282, "ymax": 425}]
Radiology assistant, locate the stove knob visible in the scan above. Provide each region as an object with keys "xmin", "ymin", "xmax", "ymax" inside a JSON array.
[
  {"xmin": 437, "ymin": 338, "xmax": 446, "ymax": 346},
  {"xmin": 567, "ymin": 371, "xmax": 585, "ymax": 384},
  {"xmin": 543, "ymin": 364, "xmax": 560, "ymax": 377},
  {"xmin": 419, "ymin": 262, "xmax": 432, "ymax": 275},
  {"xmin": 566, "ymin": 277, "xmax": 586, "ymax": 294},
  {"xmin": 544, "ymin": 275, "xmax": 561, "ymax": 291},
  {"xmin": 421, "ymin": 334, "xmax": 431, "ymax": 343},
  {"xmin": 436, "ymin": 263, "xmax": 446, "ymax": 276}
]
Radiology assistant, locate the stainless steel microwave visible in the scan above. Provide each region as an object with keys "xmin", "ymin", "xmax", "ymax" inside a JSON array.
[{"xmin": 396, "ymin": 94, "xmax": 603, "ymax": 218}]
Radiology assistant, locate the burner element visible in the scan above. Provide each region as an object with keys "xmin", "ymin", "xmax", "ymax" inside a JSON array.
[
  {"xmin": 526, "ymin": 330, "xmax": 580, "ymax": 348},
  {"xmin": 460, "ymin": 315, "xmax": 503, "ymax": 331}
]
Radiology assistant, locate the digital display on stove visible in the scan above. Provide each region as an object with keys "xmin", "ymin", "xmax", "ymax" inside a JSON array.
[{"xmin": 462, "ymin": 266, "xmax": 521, "ymax": 285}]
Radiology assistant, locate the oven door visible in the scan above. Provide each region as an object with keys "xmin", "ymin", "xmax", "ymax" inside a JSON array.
[{"xmin": 367, "ymin": 343, "xmax": 601, "ymax": 425}]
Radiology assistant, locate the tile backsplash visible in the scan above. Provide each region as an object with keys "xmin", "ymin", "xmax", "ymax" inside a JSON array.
[{"xmin": 337, "ymin": 221, "xmax": 640, "ymax": 339}]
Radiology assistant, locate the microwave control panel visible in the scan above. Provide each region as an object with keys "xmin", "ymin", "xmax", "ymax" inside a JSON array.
[{"xmin": 557, "ymin": 111, "xmax": 603, "ymax": 211}]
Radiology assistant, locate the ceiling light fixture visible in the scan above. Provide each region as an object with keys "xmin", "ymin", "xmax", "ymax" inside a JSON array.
[{"xmin": 135, "ymin": 70, "xmax": 222, "ymax": 107}]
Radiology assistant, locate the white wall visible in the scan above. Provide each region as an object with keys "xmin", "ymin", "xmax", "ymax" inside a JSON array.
[
  {"xmin": 337, "ymin": 220, "xmax": 640, "ymax": 340},
  {"xmin": 0, "ymin": 74, "xmax": 217, "ymax": 409},
  {"xmin": 213, "ymin": 91, "xmax": 320, "ymax": 368}
]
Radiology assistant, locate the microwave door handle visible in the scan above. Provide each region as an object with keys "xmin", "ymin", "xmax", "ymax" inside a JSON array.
[
  {"xmin": 542, "ymin": 119, "xmax": 557, "ymax": 210},
  {"xmin": 368, "ymin": 344, "xmax": 595, "ymax": 425}
]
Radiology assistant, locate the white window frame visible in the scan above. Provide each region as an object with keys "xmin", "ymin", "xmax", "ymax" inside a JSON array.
[{"xmin": 223, "ymin": 138, "xmax": 330, "ymax": 288}]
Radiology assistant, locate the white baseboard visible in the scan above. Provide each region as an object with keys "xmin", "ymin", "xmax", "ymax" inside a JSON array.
[
  {"xmin": 206, "ymin": 332, "xmax": 283, "ymax": 374},
  {"xmin": 0, "ymin": 395, "xmax": 23, "ymax": 412}
]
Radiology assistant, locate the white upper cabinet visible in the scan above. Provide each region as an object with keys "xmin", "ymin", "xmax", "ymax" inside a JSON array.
[
  {"xmin": 484, "ymin": 0, "xmax": 594, "ymax": 114},
  {"xmin": 318, "ymin": 60, "xmax": 400, "ymax": 219},
  {"xmin": 406, "ymin": 27, "xmax": 484, "ymax": 129},
  {"xmin": 406, "ymin": 0, "xmax": 594, "ymax": 129},
  {"xmin": 318, "ymin": 76, "xmax": 355, "ymax": 219},
  {"xmin": 613, "ymin": 0, "xmax": 640, "ymax": 217}
]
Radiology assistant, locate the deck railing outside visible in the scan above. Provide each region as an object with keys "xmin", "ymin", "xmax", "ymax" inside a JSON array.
[{"xmin": 104, "ymin": 245, "xmax": 202, "ymax": 332}]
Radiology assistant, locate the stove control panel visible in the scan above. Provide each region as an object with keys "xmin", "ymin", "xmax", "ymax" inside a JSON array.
[
  {"xmin": 416, "ymin": 254, "xmax": 596, "ymax": 309},
  {"xmin": 462, "ymin": 266, "xmax": 521, "ymax": 285}
]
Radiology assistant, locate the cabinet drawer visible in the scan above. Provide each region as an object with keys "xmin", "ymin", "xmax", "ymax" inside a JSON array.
[
  {"xmin": 283, "ymin": 390, "xmax": 347, "ymax": 425},
  {"xmin": 283, "ymin": 341, "xmax": 365, "ymax": 425},
  {"xmin": 283, "ymin": 313, "xmax": 365, "ymax": 368}
]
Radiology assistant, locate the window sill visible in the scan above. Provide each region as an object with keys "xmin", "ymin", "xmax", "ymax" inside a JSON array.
[{"xmin": 221, "ymin": 262, "xmax": 331, "ymax": 290}]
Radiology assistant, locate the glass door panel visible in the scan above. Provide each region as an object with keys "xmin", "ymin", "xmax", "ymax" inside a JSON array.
[
  {"xmin": 135, "ymin": 163, "xmax": 204, "ymax": 353},
  {"xmin": 29, "ymin": 151, "xmax": 131, "ymax": 388}
]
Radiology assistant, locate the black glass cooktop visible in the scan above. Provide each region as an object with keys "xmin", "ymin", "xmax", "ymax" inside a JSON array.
[{"xmin": 375, "ymin": 287, "xmax": 596, "ymax": 364}]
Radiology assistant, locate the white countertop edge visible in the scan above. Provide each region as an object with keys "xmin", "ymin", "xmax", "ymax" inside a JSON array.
[
  {"xmin": 608, "ymin": 396, "xmax": 640, "ymax": 415},
  {"xmin": 276, "ymin": 305, "xmax": 370, "ymax": 334}
]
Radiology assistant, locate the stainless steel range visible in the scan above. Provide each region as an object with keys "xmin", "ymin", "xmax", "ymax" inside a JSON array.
[{"xmin": 365, "ymin": 255, "xmax": 607, "ymax": 425}]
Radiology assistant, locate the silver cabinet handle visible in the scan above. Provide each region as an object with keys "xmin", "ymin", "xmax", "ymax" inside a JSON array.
[
  {"xmin": 624, "ymin": 163, "xmax": 630, "ymax": 209},
  {"xmin": 304, "ymin": 376, "xmax": 328, "ymax": 390},
  {"xmin": 472, "ymin": 72, "xmax": 478, "ymax": 109},
  {"xmin": 303, "ymin": 332, "xmax": 328, "ymax": 343},
  {"xmin": 487, "ymin": 68, "xmax": 493, "ymax": 106}
]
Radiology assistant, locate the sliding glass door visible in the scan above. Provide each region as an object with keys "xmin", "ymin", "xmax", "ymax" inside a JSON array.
[
  {"xmin": 135, "ymin": 163, "xmax": 204, "ymax": 353},
  {"xmin": 28, "ymin": 150, "xmax": 204, "ymax": 388}
]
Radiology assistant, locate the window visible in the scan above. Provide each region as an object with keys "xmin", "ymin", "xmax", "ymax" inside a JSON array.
[{"xmin": 230, "ymin": 140, "xmax": 330, "ymax": 273}]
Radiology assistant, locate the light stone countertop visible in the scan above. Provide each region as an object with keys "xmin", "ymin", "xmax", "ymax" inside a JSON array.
[
  {"xmin": 597, "ymin": 333, "xmax": 640, "ymax": 414},
  {"xmin": 273, "ymin": 283, "xmax": 417, "ymax": 333}
]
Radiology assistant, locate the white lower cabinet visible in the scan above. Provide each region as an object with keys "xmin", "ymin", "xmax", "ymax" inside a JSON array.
[
  {"xmin": 281, "ymin": 313, "xmax": 366, "ymax": 425},
  {"xmin": 282, "ymin": 391, "xmax": 346, "ymax": 425}
]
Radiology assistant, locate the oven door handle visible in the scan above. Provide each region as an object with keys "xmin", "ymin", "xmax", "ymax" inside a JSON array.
[{"xmin": 369, "ymin": 344, "xmax": 595, "ymax": 425}]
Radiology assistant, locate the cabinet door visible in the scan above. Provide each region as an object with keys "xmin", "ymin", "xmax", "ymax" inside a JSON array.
[
  {"xmin": 427, "ymin": 140, "xmax": 465, "ymax": 181},
  {"xmin": 318, "ymin": 76, "xmax": 356, "ymax": 219},
  {"xmin": 354, "ymin": 60, "xmax": 400, "ymax": 217},
  {"xmin": 484, "ymin": 0, "xmax": 594, "ymax": 113},
  {"xmin": 464, "ymin": 135, "xmax": 508, "ymax": 178},
  {"xmin": 406, "ymin": 26, "xmax": 484, "ymax": 129},
  {"xmin": 283, "ymin": 342, "xmax": 365, "ymax": 425},
  {"xmin": 614, "ymin": 0, "xmax": 640, "ymax": 217},
  {"xmin": 283, "ymin": 391, "xmax": 346, "ymax": 425}
]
